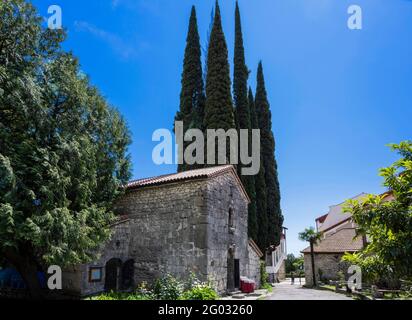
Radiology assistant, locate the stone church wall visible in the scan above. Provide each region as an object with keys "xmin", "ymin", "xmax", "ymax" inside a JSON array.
[
  {"xmin": 204, "ymin": 173, "xmax": 249, "ymax": 293},
  {"xmin": 247, "ymin": 245, "xmax": 262, "ymax": 289},
  {"xmin": 66, "ymin": 170, "xmax": 252, "ymax": 296},
  {"xmin": 115, "ymin": 179, "xmax": 210, "ymax": 285}
]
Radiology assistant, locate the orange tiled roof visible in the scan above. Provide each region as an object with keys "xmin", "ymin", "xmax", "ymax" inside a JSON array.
[
  {"xmin": 126, "ymin": 165, "xmax": 250, "ymax": 203},
  {"xmin": 301, "ymin": 228, "xmax": 364, "ymax": 254}
]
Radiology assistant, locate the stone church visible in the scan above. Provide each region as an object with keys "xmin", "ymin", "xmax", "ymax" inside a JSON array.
[{"xmin": 62, "ymin": 165, "xmax": 263, "ymax": 296}]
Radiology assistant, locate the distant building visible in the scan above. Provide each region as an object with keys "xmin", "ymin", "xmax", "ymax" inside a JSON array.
[
  {"xmin": 266, "ymin": 228, "xmax": 287, "ymax": 282},
  {"xmin": 302, "ymin": 193, "xmax": 368, "ymax": 286},
  {"xmin": 62, "ymin": 165, "xmax": 263, "ymax": 296}
]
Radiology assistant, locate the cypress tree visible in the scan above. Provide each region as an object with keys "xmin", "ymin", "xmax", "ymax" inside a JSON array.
[
  {"xmin": 255, "ymin": 62, "xmax": 284, "ymax": 246},
  {"xmin": 233, "ymin": 1, "xmax": 250, "ymax": 156},
  {"xmin": 204, "ymin": 0, "xmax": 236, "ymax": 165},
  {"xmin": 249, "ymin": 88, "xmax": 268, "ymax": 250},
  {"xmin": 233, "ymin": 2, "xmax": 257, "ymax": 240},
  {"xmin": 175, "ymin": 6, "xmax": 205, "ymax": 172}
]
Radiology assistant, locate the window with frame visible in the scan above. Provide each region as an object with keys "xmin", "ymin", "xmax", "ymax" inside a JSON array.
[{"xmin": 89, "ymin": 267, "xmax": 103, "ymax": 283}]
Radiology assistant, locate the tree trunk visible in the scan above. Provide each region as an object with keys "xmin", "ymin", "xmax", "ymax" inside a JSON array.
[
  {"xmin": 3, "ymin": 247, "xmax": 45, "ymax": 300},
  {"xmin": 310, "ymin": 240, "xmax": 317, "ymax": 287}
]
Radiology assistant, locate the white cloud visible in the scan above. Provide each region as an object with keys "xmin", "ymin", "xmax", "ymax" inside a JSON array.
[{"xmin": 74, "ymin": 21, "xmax": 149, "ymax": 60}]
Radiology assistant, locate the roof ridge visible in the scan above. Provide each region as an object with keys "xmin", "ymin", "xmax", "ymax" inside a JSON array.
[
  {"xmin": 125, "ymin": 165, "xmax": 250, "ymax": 203},
  {"xmin": 329, "ymin": 192, "xmax": 368, "ymax": 208}
]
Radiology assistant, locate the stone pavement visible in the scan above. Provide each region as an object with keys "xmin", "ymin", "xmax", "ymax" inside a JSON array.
[
  {"xmin": 221, "ymin": 289, "xmax": 271, "ymax": 301},
  {"xmin": 267, "ymin": 279, "xmax": 353, "ymax": 300}
]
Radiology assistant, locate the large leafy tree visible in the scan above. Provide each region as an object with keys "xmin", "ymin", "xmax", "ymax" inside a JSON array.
[
  {"xmin": 204, "ymin": 0, "xmax": 236, "ymax": 165},
  {"xmin": 0, "ymin": 0, "xmax": 131, "ymax": 298},
  {"xmin": 249, "ymin": 88, "xmax": 267, "ymax": 250},
  {"xmin": 175, "ymin": 6, "xmax": 205, "ymax": 172},
  {"xmin": 343, "ymin": 142, "xmax": 412, "ymax": 282},
  {"xmin": 255, "ymin": 62, "xmax": 283, "ymax": 246},
  {"xmin": 233, "ymin": 3, "xmax": 257, "ymax": 241}
]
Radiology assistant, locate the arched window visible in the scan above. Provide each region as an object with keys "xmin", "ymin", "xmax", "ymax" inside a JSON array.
[{"xmin": 228, "ymin": 208, "xmax": 234, "ymax": 233}]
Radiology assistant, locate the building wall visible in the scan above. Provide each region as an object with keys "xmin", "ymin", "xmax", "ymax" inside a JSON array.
[
  {"xmin": 277, "ymin": 260, "xmax": 286, "ymax": 281},
  {"xmin": 72, "ymin": 172, "xmax": 251, "ymax": 296},
  {"xmin": 204, "ymin": 173, "xmax": 249, "ymax": 293},
  {"xmin": 115, "ymin": 179, "xmax": 210, "ymax": 285},
  {"xmin": 247, "ymin": 245, "xmax": 261, "ymax": 288},
  {"xmin": 63, "ymin": 219, "xmax": 132, "ymax": 296},
  {"xmin": 304, "ymin": 253, "xmax": 350, "ymax": 286}
]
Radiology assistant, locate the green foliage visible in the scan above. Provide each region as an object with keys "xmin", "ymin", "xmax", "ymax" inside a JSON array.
[
  {"xmin": 343, "ymin": 141, "xmax": 412, "ymax": 282},
  {"xmin": 261, "ymin": 282, "xmax": 273, "ymax": 292},
  {"xmin": 88, "ymin": 292, "xmax": 153, "ymax": 301},
  {"xmin": 337, "ymin": 271, "xmax": 345, "ymax": 282},
  {"xmin": 299, "ymin": 227, "xmax": 322, "ymax": 286},
  {"xmin": 175, "ymin": 6, "xmax": 205, "ymax": 172},
  {"xmin": 89, "ymin": 274, "xmax": 218, "ymax": 301},
  {"xmin": 0, "ymin": 0, "xmax": 131, "ymax": 295},
  {"xmin": 180, "ymin": 284, "xmax": 219, "ymax": 300},
  {"xmin": 153, "ymin": 274, "xmax": 184, "ymax": 300},
  {"xmin": 233, "ymin": 3, "xmax": 258, "ymax": 241},
  {"xmin": 260, "ymin": 260, "xmax": 269, "ymax": 288},
  {"xmin": 255, "ymin": 62, "xmax": 283, "ymax": 247},
  {"xmin": 285, "ymin": 254, "xmax": 304, "ymax": 274},
  {"xmin": 203, "ymin": 0, "xmax": 236, "ymax": 163},
  {"xmin": 298, "ymin": 227, "xmax": 322, "ymax": 243},
  {"xmin": 249, "ymin": 88, "xmax": 268, "ymax": 251}
]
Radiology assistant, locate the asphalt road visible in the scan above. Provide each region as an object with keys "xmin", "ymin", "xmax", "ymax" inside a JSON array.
[{"xmin": 267, "ymin": 280, "xmax": 353, "ymax": 300}]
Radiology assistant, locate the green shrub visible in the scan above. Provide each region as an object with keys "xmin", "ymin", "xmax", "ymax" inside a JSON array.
[
  {"xmin": 261, "ymin": 283, "xmax": 273, "ymax": 293},
  {"xmin": 88, "ymin": 291, "xmax": 152, "ymax": 301},
  {"xmin": 153, "ymin": 274, "xmax": 184, "ymax": 300},
  {"xmin": 87, "ymin": 292, "xmax": 153, "ymax": 301},
  {"xmin": 87, "ymin": 274, "xmax": 220, "ymax": 301},
  {"xmin": 181, "ymin": 284, "xmax": 219, "ymax": 300},
  {"xmin": 260, "ymin": 261, "xmax": 269, "ymax": 288}
]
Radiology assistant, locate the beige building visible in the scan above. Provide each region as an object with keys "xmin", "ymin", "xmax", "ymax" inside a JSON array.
[{"xmin": 302, "ymin": 194, "xmax": 367, "ymax": 286}]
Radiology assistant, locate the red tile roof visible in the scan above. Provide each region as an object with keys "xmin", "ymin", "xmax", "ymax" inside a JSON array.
[
  {"xmin": 301, "ymin": 228, "xmax": 364, "ymax": 254},
  {"xmin": 126, "ymin": 165, "xmax": 250, "ymax": 203},
  {"xmin": 315, "ymin": 213, "xmax": 328, "ymax": 224}
]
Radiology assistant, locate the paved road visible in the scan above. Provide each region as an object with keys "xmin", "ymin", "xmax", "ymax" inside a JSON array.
[{"xmin": 267, "ymin": 280, "xmax": 353, "ymax": 300}]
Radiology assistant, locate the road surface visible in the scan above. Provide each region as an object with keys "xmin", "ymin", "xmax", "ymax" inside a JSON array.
[{"xmin": 267, "ymin": 279, "xmax": 353, "ymax": 300}]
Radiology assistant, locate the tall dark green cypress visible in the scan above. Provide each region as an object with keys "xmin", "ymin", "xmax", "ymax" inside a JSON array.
[
  {"xmin": 249, "ymin": 88, "xmax": 268, "ymax": 250},
  {"xmin": 233, "ymin": 2, "xmax": 257, "ymax": 240},
  {"xmin": 255, "ymin": 62, "xmax": 284, "ymax": 247},
  {"xmin": 175, "ymin": 6, "xmax": 205, "ymax": 172},
  {"xmin": 204, "ymin": 0, "xmax": 236, "ymax": 165}
]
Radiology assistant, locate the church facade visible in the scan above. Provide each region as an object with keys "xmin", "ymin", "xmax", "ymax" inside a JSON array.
[{"xmin": 62, "ymin": 165, "xmax": 262, "ymax": 296}]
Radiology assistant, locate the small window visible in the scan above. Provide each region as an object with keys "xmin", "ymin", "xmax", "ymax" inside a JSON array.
[
  {"xmin": 228, "ymin": 208, "xmax": 234, "ymax": 233},
  {"xmin": 89, "ymin": 267, "xmax": 103, "ymax": 283}
]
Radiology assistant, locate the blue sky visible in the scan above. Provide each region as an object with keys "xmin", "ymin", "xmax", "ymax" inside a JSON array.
[{"xmin": 32, "ymin": 0, "xmax": 412, "ymax": 255}]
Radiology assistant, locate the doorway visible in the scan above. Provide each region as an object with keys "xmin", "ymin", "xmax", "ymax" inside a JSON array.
[
  {"xmin": 105, "ymin": 258, "xmax": 122, "ymax": 291},
  {"xmin": 227, "ymin": 249, "xmax": 235, "ymax": 291},
  {"xmin": 121, "ymin": 259, "xmax": 135, "ymax": 290},
  {"xmin": 234, "ymin": 259, "xmax": 240, "ymax": 289}
]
